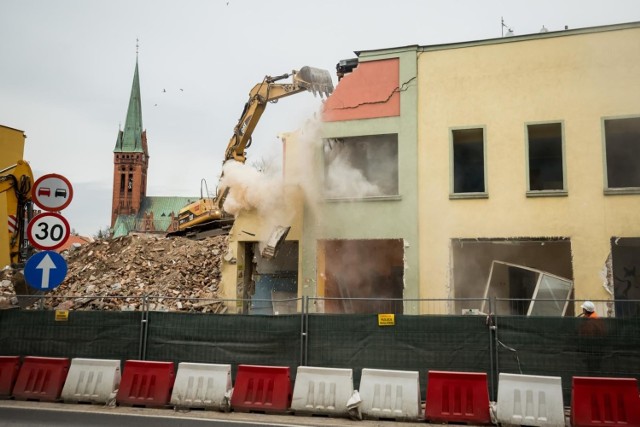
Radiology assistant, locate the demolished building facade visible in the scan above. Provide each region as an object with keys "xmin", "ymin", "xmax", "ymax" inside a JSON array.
[{"xmin": 221, "ymin": 21, "xmax": 640, "ymax": 316}]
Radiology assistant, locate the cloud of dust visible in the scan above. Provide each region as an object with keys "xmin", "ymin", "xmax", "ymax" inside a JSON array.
[
  {"xmin": 220, "ymin": 160, "xmax": 291, "ymax": 228},
  {"xmin": 217, "ymin": 111, "xmax": 390, "ymax": 236},
  {"xmin": 323, "ymin": 144, "xmax": 381, "ymax": 198}
]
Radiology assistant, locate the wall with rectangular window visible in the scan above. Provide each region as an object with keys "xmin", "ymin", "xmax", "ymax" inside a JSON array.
[
  {"xmin": 604, "ymin": 116, "xmax": 640, "ymax": 192},
  {"xmin": 526, "ymin": 122, "xmax": 566, "ymax": 195},
  {"xmin": 323, "ymin": 134, "xmax": 399, "ymax": 199},
  {"xmin": 451, "ymin": 127, "xmax": 486, "ymax": 197}
]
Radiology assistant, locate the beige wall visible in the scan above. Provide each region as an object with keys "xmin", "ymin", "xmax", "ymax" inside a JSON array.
[
  {"xmin": 418, "ymin": 26, "xmax": 640, "ymax": 301},
  {"xmin": 0, "ymin": 125, "xmax": 25, "ymax": 169}
]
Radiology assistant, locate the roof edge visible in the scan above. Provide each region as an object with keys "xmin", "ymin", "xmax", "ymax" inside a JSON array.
[{"xmin": 354, "ymin": 21, "xmax": 640, "ymax": 56}]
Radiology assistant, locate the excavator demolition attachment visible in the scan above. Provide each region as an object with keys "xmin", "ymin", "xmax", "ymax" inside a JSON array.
[
  {"xmin": 168, "ymin": 65, "xmax": 334, "ymax": 241},
  {"xmin": 292, "ymin": 66, "xmax": 334, "ymax": 98}
]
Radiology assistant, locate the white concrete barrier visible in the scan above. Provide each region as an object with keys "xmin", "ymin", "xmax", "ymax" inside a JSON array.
[
  {"xmin": 170, "ymin": 362, "xmax": 232, "ymax": 410},
  {"xmin": 291, "ymin": 366, "xmax": 353, "ymax": 417},
  {"xmin": 496, "ymin": 373, "xmax": 565, "ymax": 427},
  {"xmin": 61, "ymin": 358, "xmax": 121, "ymax": 404},
  {"xmin": 359, "ymin": 368, "xmax": 421, "ymax": 421}
]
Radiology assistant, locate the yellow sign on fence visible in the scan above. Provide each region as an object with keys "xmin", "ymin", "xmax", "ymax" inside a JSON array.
[
  {"xmin": 378, "ymin": 313, "xmax": 395, "ymax": 326},
  {"xmin": 55, "ymin": 310, "xmax": 69, "ymax": 321}
]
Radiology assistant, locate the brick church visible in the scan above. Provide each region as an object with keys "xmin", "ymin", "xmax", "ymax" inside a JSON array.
[{"xmin": 110, "ymin": 59, "xmax": 194, "ymax": 237}]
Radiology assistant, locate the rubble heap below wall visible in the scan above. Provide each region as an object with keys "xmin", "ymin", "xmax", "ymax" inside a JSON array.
[{"xmin": 0, "ymin": 234, "xmax": 228, "ymax": 313}]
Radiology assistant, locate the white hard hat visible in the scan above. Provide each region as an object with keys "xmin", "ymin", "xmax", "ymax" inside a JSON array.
[{"xmin": 581, "ymin": 301, "xmax": 595, "ymax": 313}]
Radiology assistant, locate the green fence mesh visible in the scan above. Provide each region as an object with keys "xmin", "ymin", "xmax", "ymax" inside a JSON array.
[
  {"xmin": 1, "ymin": 309, "xmax": 639, "ymax": 405},
  {"xmin": 495, "ymin": 316, "xmax": 640, "ymax": 402},
  {"xmin": 144, "ymin": 312, "xmax": 302, "ymax": 380},
  {"xmin": 306, "ymin": 314, "xmax": 493, "ymax": 399},
  {"xmin": 0, "ymin": 310, "xmax": 141, "ymax": 361}
]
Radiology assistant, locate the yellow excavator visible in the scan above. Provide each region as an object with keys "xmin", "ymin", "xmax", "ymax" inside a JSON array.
[
  {"xmin": 0, "ymin": 160, "xmax": 34, "ymax": 267},
  {"xmin": 170, "ymin": 66, "xmax": 333, "ymax": 238}
]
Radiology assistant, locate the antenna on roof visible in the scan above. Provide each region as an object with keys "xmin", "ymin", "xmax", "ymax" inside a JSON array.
[
  {"xmin": 501, "ymin": 17, "xmax": 514, "ymax": 37},
  {"xmin": 136, "ymin": 38, "xmax": 140, "ymax": 59}
]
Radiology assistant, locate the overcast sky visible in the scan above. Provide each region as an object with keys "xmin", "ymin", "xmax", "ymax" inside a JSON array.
[{"xmin": 2, "ymin": 0, "xmax": 639, "ymax": 236}]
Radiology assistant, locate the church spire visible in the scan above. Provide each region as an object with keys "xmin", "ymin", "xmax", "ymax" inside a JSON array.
[{"xmin": 114, "ymin": 54, "xmax": 145, "ymax": 153}]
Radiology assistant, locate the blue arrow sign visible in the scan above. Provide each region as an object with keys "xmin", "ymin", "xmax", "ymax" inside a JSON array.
[{"xmin": 24, "ymin": 251, "xmax": 68, "ymax": 291}]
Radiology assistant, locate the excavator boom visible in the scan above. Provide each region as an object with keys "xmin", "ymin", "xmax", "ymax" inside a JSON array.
[{"xmin": 170, "ymin": 66, "xmax": 333, "ymax": 238}]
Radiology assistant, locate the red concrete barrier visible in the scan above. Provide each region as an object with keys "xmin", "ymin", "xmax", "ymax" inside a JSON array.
[
  {"xmin": 116, "ymin": 360, "xmax": 175, "ymax": 407},
  {"xmin": 0, "ymin": 356, "xmax": 21, "ymax": 397},
  {"xmin": 12, "ymin": 356, "xmax": 70, "ymax": 401},
  {"xmin": 425, "ymin": 370, "xmax": 492, "ymax": 424},
  {"xmin": 571, "ymin": 376, "xmax": 640, "ymax": 426},
  {"xmin": 231, "ymin": 364, "xmax": 292, "ymax": 413}
]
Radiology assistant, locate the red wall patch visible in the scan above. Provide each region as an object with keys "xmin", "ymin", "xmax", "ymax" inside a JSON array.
[{"xmin": 323, "ymin": 58, "xmax": 400, "ymax": 122}]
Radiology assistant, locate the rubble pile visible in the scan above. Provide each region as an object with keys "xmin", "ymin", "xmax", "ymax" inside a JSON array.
[{"xmin": 0, "ymin": 234, "xmax": 229, "ymax": 313}]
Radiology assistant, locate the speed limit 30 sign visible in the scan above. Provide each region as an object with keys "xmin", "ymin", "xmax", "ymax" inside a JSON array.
[{"xmin": 27, "ymin": 212, "xmax": 71, "ymax": 251}]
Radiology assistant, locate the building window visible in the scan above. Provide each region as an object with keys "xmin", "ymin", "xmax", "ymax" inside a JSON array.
[
  {"xmin": 128, "ymin": 175, "xmax": 133, "ymax": 192},
  {"xmin": 604, "ymin": 116, "xmax": 640, "ymax": 191},
  {"xmin": 527, "ymin": 122, "xmax": 565, "ymax": 194},
  {"xmin": 120, "ymin": 173, "xmax": 125, "ymax": 192},
  {"xmin": 451, "ymin": 127, "xmax": 486, "ymax": 196},
  {"xmin": 323, "ymin": 134, "xmax": 399, "ymax": 199}
]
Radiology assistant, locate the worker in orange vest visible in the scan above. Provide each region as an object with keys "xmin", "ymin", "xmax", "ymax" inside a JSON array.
[{"xmin": 580, "ymin": 301, "xmax": 598, "ymax": 318}]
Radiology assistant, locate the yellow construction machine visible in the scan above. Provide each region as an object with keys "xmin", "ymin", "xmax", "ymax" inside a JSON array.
[
  {"xmin": 170, "ymin": 66, "xmax": 333, "ymax": 238},
  {"xmin": 0, "ymin": 160, "xmax": 34, "ymax": 267}
]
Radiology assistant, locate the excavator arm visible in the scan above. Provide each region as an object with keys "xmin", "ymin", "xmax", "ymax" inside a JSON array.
[
  {"xmin": 170, "ymin": 66, "xmax": 333, "ymax": 238},
  {"xmin": 224, "ymin": 67, "xmax": 333, "ymax": 164}
]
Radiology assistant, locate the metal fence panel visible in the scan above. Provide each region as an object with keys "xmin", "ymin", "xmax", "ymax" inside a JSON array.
[
  {"xmin": 144, "ymin": 311, "xmax": 302, "ymax": 380},
  {"xmin": 305, "ymin": 313, "xmax": 492, "ymax": 400},
  {"xmin": 495, "ymin": 316, "xmax": 640, "ymax": 403},
  {"xmin": 0, "ymin": 309, "xmax": 142, "ymax": 361}
]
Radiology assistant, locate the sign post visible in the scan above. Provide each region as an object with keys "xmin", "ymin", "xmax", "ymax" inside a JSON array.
[{"xmin": 24, "ymin": 172, "xmax": 74, "ymax": 292}]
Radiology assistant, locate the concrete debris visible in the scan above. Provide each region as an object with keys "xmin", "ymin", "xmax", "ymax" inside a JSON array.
[{"xmin": 0, "ymin": 234, "xmax": 228, "ymax": 312}]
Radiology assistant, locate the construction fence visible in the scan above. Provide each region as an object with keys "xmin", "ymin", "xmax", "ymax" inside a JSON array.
[{"xmin": 1, "ymin": 296, "xmax": 639, "ymax": 404}]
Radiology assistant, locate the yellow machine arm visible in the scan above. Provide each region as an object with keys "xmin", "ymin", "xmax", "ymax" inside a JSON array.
[
  {"xmin": 224, "ymin": 66, "xmax": 334, "ymax": 164},
  {"xmin": 171, "ymin": 66, "xmax": 333, "ymax": 238},
  {"xmin": 0, "ymin": 160, "xmax": 33, "ymax": 266}
]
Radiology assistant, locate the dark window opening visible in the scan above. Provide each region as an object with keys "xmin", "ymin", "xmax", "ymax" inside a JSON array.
[
  {"xmin": 120, "ymin": 173, "xmax": 125, "ymax": 192},
  {"xmin": 322, "ymin": 239, "xmax": 404, "ymax": 314},
  {"xmin": 453, "ymin": 128, "xmax": 485, "ymax": 193},
  {"xmin": 605, "ymin": 117, "xmax": 640, "ymax": 188},
  {"xmin": 323, "ymin": 134, "xmax": 399, "ymax": 198},
  {"xmin": 128, "ymin": 175, "xmax": 133, "ymax": 192},
  {"xmin": 451, "ymin": 238, "xmax": 574, "ymax": 316},
  {"xmin": 528, "ymin": 123, "xmax": 564, "ymax": 191}
]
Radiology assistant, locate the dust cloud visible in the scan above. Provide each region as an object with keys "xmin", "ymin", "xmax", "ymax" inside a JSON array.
[
  {"xmin": 217, "ymin": 113, "xmax": 392, "ymax": 236},
  {"xmin": 323, "ymin": 139, "xmax": 381, "ymax": 198}
]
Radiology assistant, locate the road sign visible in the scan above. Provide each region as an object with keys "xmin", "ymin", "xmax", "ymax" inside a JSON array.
[
  {"xmin": 27, "ymin": 212, "xmax": 71, "ymax": 251},
  {"xmin": 32, "ymin": 173, "xmax": 74, "ymax": 211},
  {"xmin": 24, "ymin": 250, "xmax": 68, "ymax": 291}
]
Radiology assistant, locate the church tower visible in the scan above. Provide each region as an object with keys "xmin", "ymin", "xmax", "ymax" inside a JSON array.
[{"xmin": 111, "ymin": 58, "xmax": 149, "ymax": 227}]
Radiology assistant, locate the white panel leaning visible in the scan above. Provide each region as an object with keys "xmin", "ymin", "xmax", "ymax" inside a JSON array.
[
  {"xmin": 170, "ymin": 362, "xmax": 232, "ymax": 410},
  {"xmin": 496, "ymin": 373, "xmax": 565, "ymax": 427},
  {"xmin": 359, "ymin": 368, "xmax": 421, "ymax": 421},
  {"xmin": 61, "ymin": 358, "xmax": 121, "ymax": 404},
  {"xmin": 291, "ymin": 366, "xmax": 354, "ymax": 417}
]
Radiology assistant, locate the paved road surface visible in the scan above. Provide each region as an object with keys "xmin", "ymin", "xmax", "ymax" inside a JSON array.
[{"xmin": 0, "ymin": 400, "xmax": 449, "ymax": 427}]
